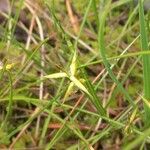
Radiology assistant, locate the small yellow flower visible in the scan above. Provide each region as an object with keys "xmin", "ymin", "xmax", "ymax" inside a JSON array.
[{"xmin": 0, "ymin": 62, "xmax": 15, "ymax": 70}]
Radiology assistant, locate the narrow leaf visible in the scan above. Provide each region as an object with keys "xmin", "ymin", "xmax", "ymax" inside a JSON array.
[
  {"xmin": 44, "ymin": 72, "xmax": 68, "ymax": 79},
  {"xmin": 70, "ymin": 51, "xmax": 77, "ymax": 76},
  {"xmin": 63, "ymin": 82, "xmax": 75, "ymax": 103},
  {"xmin": 140, "ymin": 95, "xmax": 150, "ymax": 109},
  {"xmin": 139, "ymin": 0, "xmax": 150, "ymax": 125},
  {"xmin": 70, "ymin": 76, "xmax": 90, "ymax": 96}
]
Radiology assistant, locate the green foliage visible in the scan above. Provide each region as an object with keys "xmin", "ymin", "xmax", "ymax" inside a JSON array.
[
  {"xmin": 0, "ymin": 0, "xmax": 150, "ymax": 149},
  {"xmin": 139, "ymin": 0, "xmax": 150, "ymax": 126}
]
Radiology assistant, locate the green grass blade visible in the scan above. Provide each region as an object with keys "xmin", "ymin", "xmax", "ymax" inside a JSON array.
[
  {"xmin": 98, "ymin": 0, "xmax": 135, "ymax": 107},
  {"xmin": 80, "ymin": 67, "xmax": 106, "ymax": 116},
  {"xmin": 0, "ymin": 71, "xmax": 13, "ymax": 130},
  {"xmin": 123, "ymin": 127, "xmax": 150, "ymax": 150},
  {"xmin": 139, "ymin": 0, "xmax": 150, "ymax": 125}
]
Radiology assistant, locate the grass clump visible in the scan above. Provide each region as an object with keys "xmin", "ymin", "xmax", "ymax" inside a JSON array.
[{"xmin": 0, "ymin": 0, "xmax": 150, "ymax": 149}]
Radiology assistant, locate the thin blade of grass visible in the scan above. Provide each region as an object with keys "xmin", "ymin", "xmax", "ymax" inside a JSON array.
[
  {"xmin": 0, "ymin": 71, "xmax": 13, "ymax": 130},
  {"xmin": 139, "ymin": 0, "xmax": 150, "ymax": 125},
  {"xmin": 98, "ymin": 0, "xmax": 135, "ymax": 107},
  {"xmin": 80, "ymin": 67, "xmax": 106, "ymax": 116}
]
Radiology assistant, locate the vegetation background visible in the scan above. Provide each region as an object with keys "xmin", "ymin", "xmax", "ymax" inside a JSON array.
[{"xmin": 0, "ymin": 0, "xmax": 150, "ymax": 149}]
